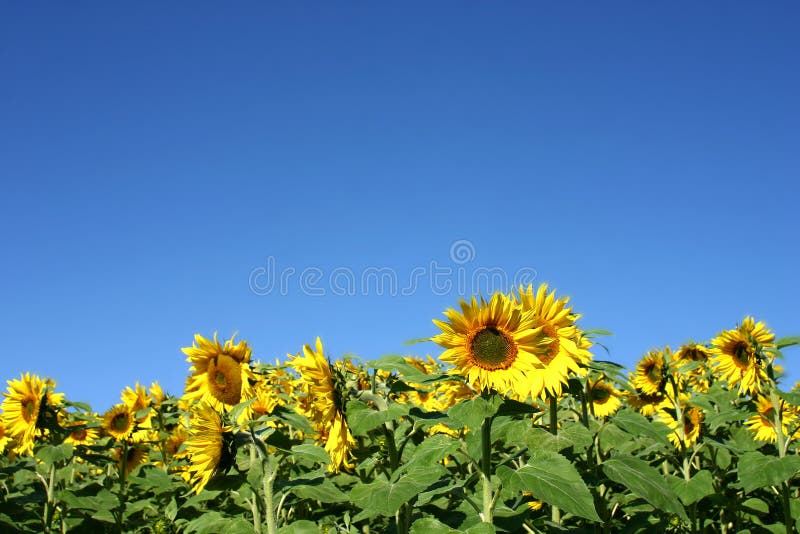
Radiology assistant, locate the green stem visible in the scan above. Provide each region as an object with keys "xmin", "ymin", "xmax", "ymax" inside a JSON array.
[
  {"xmin": 548, "ymin": 395, "xmax": 561, "ymax": 525},
  {"xmin": 770, "ymin": 391, "xmax": 794, "ymax": 534},
  {"xmin": 263, "ymin": 455, "xmax": 278, "ymax": 534},
  {"xmin": 117, "ymin": 440, "xmax": 129, "ymax": 534},
  {"xmin": 249, "ymin": 447, "xmax": 262, "ymax": 534},
  {"xmin": 481, "ymin": 415, "xmax": 494, "ymax": 524}
]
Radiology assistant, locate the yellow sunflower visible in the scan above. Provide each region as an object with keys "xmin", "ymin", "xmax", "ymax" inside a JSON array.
[
  {"xmin": 149, "ymin": 381, "xmax": 166, "ymax": 406},
  {"xmin": 711, "ymin": 317, "xmax": 775, "ymax": 396},
  {"xmin": 1, "ymin": 373, "xmax": 64, "ymax": 456},
  {"xmin": 112, "ymin": 443, "xmax": 149, "ymax": 476},
  {"xmin": 626, "ymin": 387, "xmax": 670, "ymax": 417},
  {"xmin": 183, "ymin": 333, "xmax": 256, "ymax": 410},
  {"xmin": 672, "ymin": 343, "xmax": 712, "ymax": 393},
  {"xmin": 632, "ymin": 349, "xmax": 668, "ymax": 395},
  {"xmin": 64, "ymin": 424, "xmax": 99, "ymax": 447},
  {"xmin": 586, "ymin": 377, "xmax": 621, "ymax": 418},
  {"xmin": 289, "ymin": 337, "xmax": 356, "ymax": 473},
  {"xmin": 122, "ymin": 382, "xmax": 153, "ymax": 427},
  {"xmin": 103, "ymin": 404, "xmax": 135, "ymax": 441},
  {"xmin": 658, "ymin": 405, "xmax": 703, "ymax": 448},
  {"xmin": 432, "ymin": 292, "xmax": 550, "ymax": 399},
  {"xmin": 745, "ymin": 396, "xmax": 795, "ymax": 443},
  {"xmin": 514, "ymin": 284, "xmax": 593, "ymax": 400},
  {"xmin": 0, "ymin": 421, "xmax": 10, "ymax": 454},
  {"xmin": 182, "ymin": 402, "xmax": 234, "ymax": 494}
]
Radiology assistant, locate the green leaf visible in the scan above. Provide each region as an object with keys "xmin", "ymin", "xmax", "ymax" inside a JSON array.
[
  {"xmin": 369, "ymin": 355, "xmax": 432, "ymax": 381},
  {"xmin": 410, "ymin": 518, "xmax": 458, "ymax": 534},
  {"xmin": 278, "ymin": 520, "xmax": 320, "ymax": 534},
  {"xmin": 350, "ymin": 466, "xmax": 445, "ymax": 516},
  {"xmin": 405, "ymin": 434, "xmax": 459, "ymax": 469},
  {"xmin": 346, "ymin": 399, "xmax": 409, "ymax": 436},
  {"xmin": 612, "ymin": 409, "xmax": 671, "ymax": 444},
  {"xmin": 777, "ymin": 337, "xmax": 800, "ymax": 350},
  {"xmin": 447, "ymin": 395, "xmax": 502, "ymax": 431},
  {"xmin": 35, "ymin": 443, "xmax": 73, "ymax": 466},
  {"xmin": 510, "ymin": 450, "xmax": 600, "ymax": 522},
  {"xmin": 667, "ymin": 470, "xmax": 714, "ymax": 505},
  {"xmin": 524, "ymin": 425, "xmax": 593, "ymax": 453},
  {"xmin": 741, "ymin": 497, "xmax": 770, "ymax": 516},
  {"xmin": 290, "ymin": 444, "xmax": 331, "ymax": 466},
  {"xmin": 777, "ymin": 390, "xmax": 800, "ymax": 407},
  {"xmin": 603, "ymin": 456, "xmax": 687, "ymax": 521},
  {"xmin": 738, "ymin": 452, "xmax": 800, "ymax": 493}
]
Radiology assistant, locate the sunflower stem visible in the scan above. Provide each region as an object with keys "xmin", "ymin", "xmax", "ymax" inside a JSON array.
[
  {"xmin": 548, "ymin": 395, "xmax": 561, "ymax": 525},
  {"xmin": 262, "ymin": 454, "xmax": 278, "ymax": 534},
  {"xmin": 770, "ymin": 390, "xmax": 794, "ymax": 534},
  {"xmin": 116, "ymin": 440, "xmax": 128, "ymax": 534},
  {"xmin": 480, "ymin": 414, "xmax": 494, "ymax": 524}
]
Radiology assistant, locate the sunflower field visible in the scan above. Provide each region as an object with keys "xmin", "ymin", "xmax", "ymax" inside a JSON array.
[{"xmin": 2, "ymin": 284, "xmax": 799, "ymax": 533}]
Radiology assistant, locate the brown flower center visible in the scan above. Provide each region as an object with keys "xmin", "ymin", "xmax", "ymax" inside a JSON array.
[
  {"xmin": 111, "ymin": 412, "xmax": 131, "ymax": 432},
  {"xmin": 22, "ymin": 397, "xmax": 37, "ymax": 422},
  {"xmin": 207, "ymin": 354, "xmax": 243, "ymax": 405},
  {"xmin": 469, "ymin": 327, "xmax": 517, "ymax": 370}
]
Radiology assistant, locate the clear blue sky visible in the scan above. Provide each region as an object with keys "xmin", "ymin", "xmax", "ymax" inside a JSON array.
[{"xmin": 1, "ymin": 2, "xmax": 798, "ymax": 410}]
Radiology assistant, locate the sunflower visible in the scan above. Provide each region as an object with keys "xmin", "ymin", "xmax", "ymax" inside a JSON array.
[
  {"xmin": 122, "ymin": 382, "xmax": 152, "ymax": 427},
  {"xmin": 672, "ymin": 343, "xmax": 712, "ymax": 393},
  {"xmin": 711, "ymin": 317, "xmax": 775, "ymax": 396},
  {"xmin": 112, "ymin": 443, "xmax": 149, "ymax": 476},
  {"xmin": 289, "ymin": 337, "xmax": 356, "ymax": 472},
  {"xmin": 103, "ymin": 404, "xmax": 135, "ymax": 441},
  {"xmin": 183, "ymin": 333, "xmax": 256, "ymax": 410},
  {"xmin": 658, "ymin": 405, "xmax": 703, "ymax": 448},
  {"xmin": 1, "ymin": 373, "xmax": 64, "ymax": 456},
  {"xmin": 0, "ymin": 422, "xmax": 10, "ymax": 454},
  {"xmin": 432, "ymin": 292, "xmax": 551, "ymax": 399},
  {"xmin": 626, "ymin": 387, "xmax": 670, "ymax": 417},
  {"xmin": 149, "ymin": 381, "xmax": 166, "ymax": 406},
  {"xmin": 514, "ymin": 284, "xmax": 593, "ymax": 399},
  {"xmin": 64, "ymin": 424, "xmax": 99, "ymax": 447},
  {"xmin": 632, "ymin": 349, "xmax": 668, "ymax": 395},
  {"xmin": 182, "ymin": 402, "xmax": 234, "ymax": 494},
  {"xmin": 745, "ymin": 396, "xmax": 795, "ymax": 443},
  {"xmin": 586, "ymin": 377, "xmax": 621, "ymax": 418}
]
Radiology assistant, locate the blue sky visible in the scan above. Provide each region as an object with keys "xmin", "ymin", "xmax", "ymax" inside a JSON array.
[{"xmin": 1, "ymin": 2, "xmax": 798, "ymax": 410}]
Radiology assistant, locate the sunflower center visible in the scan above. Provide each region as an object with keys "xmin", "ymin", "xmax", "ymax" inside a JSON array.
[
  {"xmin": 470, "ymin": 327, "xmax": 517, "ymax": 370},
  {"xmin": 732, "ymin": 342, "xmax": 751, "ymax": 366},
  {"xmin": 208, "ymin": 355, "xmax": 243, "ymax": 405},
  {"xmin": 645, "ymin": 363, "xmax": 661, "ymax": 383},
  {"xmin": 22, "ymin": 398, "xmax": 37, "ymax": 422},
  {"xmin": 70, "ymin": 428, "xmax": 88, "ymax": 441},
  {"xmin": 591, "ymin": 387, "xmax": 610, "ymax": 404},
  {"xmin": 111, "ymin": 413, "xmax": 130, "ymax": 432}
]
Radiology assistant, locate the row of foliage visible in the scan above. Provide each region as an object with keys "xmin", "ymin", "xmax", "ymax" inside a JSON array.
[{"xmin": 1, "ymin": 284, "xmax": 799, "ymax": 533}]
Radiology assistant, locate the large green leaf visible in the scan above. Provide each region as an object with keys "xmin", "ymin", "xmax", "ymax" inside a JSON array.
[
  {"xmin": 350, "ymin": 466, "xmax": 445, "ymax": 517},
  {"xmin": 278, "ymin": 521, "xmax": 319, "ymax": 534},
  {"xmin": 447, "ymin": 395, "xmax": 502, "ymax": 431},
  {"xmin": 346, "ymin": 399, "xmax": 409, "ymax": 436},
  {"xmin": 405, "ymin": 434, "xmax": 459, "ymax": 469},
  {"xmin": 776, "ymin": 337, "xmax": 800, "ymax": 350},
  {"xmin": 612, "ymin": 410, "xmax": 671, "ymax": 444},
  {"xmin": 603, "ymin": 456, "xmax": 687, "ymax": 521},
  {"xmin": 667, "ymin": 470, "xmax": 714, "ymax": 505},
  {"xmin": 738, "ymin": 451, "xmax": 800, "ymax": 493},
  {"xmin": 509, "ymin": 450, "xmax": 600, "ymax": 522}
]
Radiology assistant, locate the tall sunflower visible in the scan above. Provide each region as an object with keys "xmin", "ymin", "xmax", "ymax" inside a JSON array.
[
  {"xmin": 182, "ymin": 402, "xmax": 234, "ymax": 494},
  {"xmin": 745, "ymin": 396, "xmax": 795, "ymax": 443},
  {"xmin": 1, "ymin": 373, "xmax": 64, "ymax": 456},
  {"xmin": 586, "ymin": 377, "xmax": 621, "ymax": 418},
  {"xmin": 183, "ymin": 333, "xmax": 256, "ymax": 410},
  {"xmin": 626, "ymin": 387, "xmax": 670, "ymax": 417},
  {"xmin": 658, "ymin": 405, "xmax": 703, "ymax": 448},
  {"xmin": 432, "ymin": 292, "xmax": 550, "ymax": 399},
  {"xmin": 711, "ymin": 317, "xmax": 775, "ymax": 396},
  {"xmin": 103, "ymin": 404, "xmax": 135, "ymax": 441},
  {"xmin": 289, "ymin": 337, "xmax": 356, "ymax": 473},
  {"xmin": 514, "ymin": 284, "xmax": 593, "ymax": 400},
  {"xmin": 672, "ymin": 343, "xmax": 712, "ymax": 393},
  {"xmin": 632, "ymin": 349, "xmax": 668, "ymax": 395}
]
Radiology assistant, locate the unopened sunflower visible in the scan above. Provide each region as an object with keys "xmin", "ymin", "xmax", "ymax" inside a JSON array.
[
  {"xmin": 711, "ymin": 317, "xmax": 775, "ymax": 396},
  {"xmin": 1, "ymin": 373, "xmax": 64, "ymax": 455},
  {"xmin": 432, "ymin": 292, "xmax": 550, "ymax": 399},
  {"xmin": 514, "ymin": 284, "xmax": 593, "ymax": 400},
  {"xmin": 183, "ymin": 333, "xmax": 256, "ymax": 410},
  {"xmin": 289, "ymin": 337, "xmax": 356, "ymax": 473}
]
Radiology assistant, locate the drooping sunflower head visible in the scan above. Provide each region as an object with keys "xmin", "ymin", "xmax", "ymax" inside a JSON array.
[
  {"xmin": 658, "ymin": 405, "xmax": 703, "ymax": 448},
  {"xmin": 632, "ymin": 349, "xmax": 668, "ymax": 396},
  {"xmin": 432, "ymin": 292, "xmax": 550, "ymax": 399},
  {"xmin": 1, "ymin": 373, "xmax": 64, "ymax": 456},
  {"xmin": 112, "ymin": 443, "xmax": 149, "ymax": 476},
  {"xmin": 585, "ymin": 377, "xmax": 621, "ymax": 418},
  {"xmin": 626, "ymin": 386, "xmax": 670, "ymax": 417},
  {"xmin": 672, "ymin": 343, "xmax": 713, "ymax": 393},
  {"xmin": 514, "ymin": 284, "xmax": 593, "ymax": 399},
  {"xmin": 183, "ymin": 333, "xmax": 256, "ymax": 409},
  {"xmin": 711, "ymin": 317, "xmax": 775, "ymax": 396},
  {"xmin": 103, "ymin": 404, "xmax": 135, "ymax": 441},
  {"xmin": 745, "ymin": 395, "xmax": 795, "ymax": 443},
  {"xmin": 182, "ymin": 402, "xmax": 235, "ymax": 494}
]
